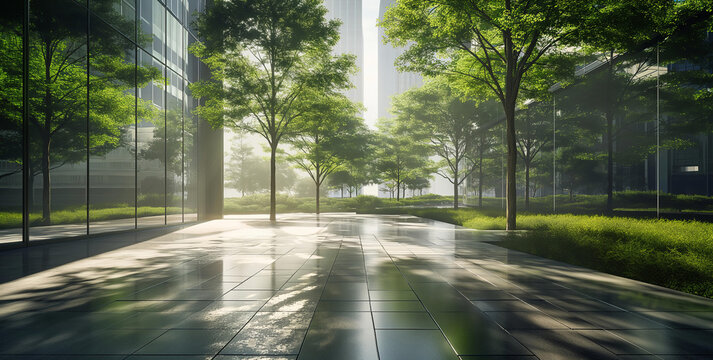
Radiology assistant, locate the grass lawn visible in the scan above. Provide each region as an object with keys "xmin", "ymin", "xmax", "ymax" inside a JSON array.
[
  {"xmin": 0, "ymin": 206, "xmax": 177, "ymax": 229},
  {"xmin": 366, "ymin": 207, "xmax": 713, "ymax": 299}
]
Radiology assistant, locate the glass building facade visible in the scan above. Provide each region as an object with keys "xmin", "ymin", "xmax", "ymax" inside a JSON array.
[
  {"xmin": 463, "ymin": 38, "xmax": 713, "ymax": 217},
  {"xmin": 0, "ymin": 0, "xmax": 220, "ymax": 247}
]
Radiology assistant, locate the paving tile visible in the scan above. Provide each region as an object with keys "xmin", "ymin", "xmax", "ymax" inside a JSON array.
[
  {"xmin": 432, "ymin": 311, "xmax": 532, "ymax": 356},
  {"xmin": 315, "ymin": 300, "xmax": 371, "ymax": 312},
  {"xmin": 510, "ymin": 329, "xmax": 618, "ymax": 360},
  {"xmin": 484, "ymin": 311, "xmax": 569, "ymax": 330},
  {"xmin": 369, "ymin": 290, "xmax": 418, "ymax": 300},
  {"xmin": 373, "ymin": 312, "xmax": 436, "ymax": 329},
  {"xmin": 297, "ymin": 328, "xmax": 378, "ymax": 360},
  {"xmin": 220, "ymin": 328, "xmax": 306, "ymax": 355},
  {"xmin": 3, "ymin": 214, "xmax": 713, "ymax": 359},
  {"xmin": 376, "ymin": 329, "xmax": 458, "ymax": 360},
  {"xmin": 609, "ymin": 329, "xmax": 713, "ymax": 355},
  {"xmin": 136, "ymin": 329, "xmax": 236, "ymax": 355},
  {"xmin": 175, "ymin": 311, "xmax": 254, "ymax": 329},
  {"xmin": 371, "ymin": 300, "xmax": 425, "ymax": 312},
  {"xmin": 243, "ymin": 312, "xmax": 314, "ymax": 329}
]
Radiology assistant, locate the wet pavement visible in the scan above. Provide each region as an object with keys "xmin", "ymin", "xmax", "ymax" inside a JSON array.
[{"xmin": 0, "ymin": 213, "xmax": 712, "ymax": 359}]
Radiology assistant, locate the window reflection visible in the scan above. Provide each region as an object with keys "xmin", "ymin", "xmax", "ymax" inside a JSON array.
[
  {"xmin": 0, "ymin": 0, "xmax": 23, "ymax": 244},
  {"xmin": 28, "ymin": 0, "xmax": 88, "ymax": 241},
  {"xmin": 137, "ymin": 50, "xmax": 166, "ymax": 227}
]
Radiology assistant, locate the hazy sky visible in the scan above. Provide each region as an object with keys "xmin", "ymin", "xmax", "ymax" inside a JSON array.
[{"xmin": 362, "ymin": 0, "xmax": 379, "ymax": 128}]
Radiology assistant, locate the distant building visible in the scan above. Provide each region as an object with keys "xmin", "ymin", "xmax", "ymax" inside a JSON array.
[
  {"xmin": 323, "ymin": 0, "xmax": 364, "ymax": 107},
  {"xmin": 377, "ymin": 0, "xmax": 422, "ymax": 119}
]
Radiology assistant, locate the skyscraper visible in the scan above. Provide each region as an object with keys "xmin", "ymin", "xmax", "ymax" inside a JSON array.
[
  {"xmin": 377, "ymin": 0, "xmax": 422, "ymax": 119},
  {"xmin": 323, "ymin": 0, "xmax": 364, "ymax": 107}
]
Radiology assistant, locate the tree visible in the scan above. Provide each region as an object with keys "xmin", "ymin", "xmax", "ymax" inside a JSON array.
[
  {"xmin": 393, "ymin": 77, "xmax": 497, "ymax": 209},
  {"xmin": 225, "ymin": 135, "xmax": 264, "ymax": 197},
  {"xmin": 374, "ymin": 118, "xmax": 433, "ymax": 202},
  {"xmin": 516, "ymin": 103, "xmax": 552, "ymax": 210},
  {"xmin": 287, "ymin": 91, "xmax": 369, "ymax": 214},
  {"xmin": 192, "ymin": 0, "xmax": 353, "ymax": 221},
  {"xmin": 0, "ymin": 0, "xmax": 160, "ymax": 223},
  {"xmin": 380, "ymin": 0, "xmax": 592, "ymax": 229}
]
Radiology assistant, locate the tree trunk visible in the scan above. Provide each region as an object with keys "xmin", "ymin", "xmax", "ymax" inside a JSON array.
[
  {"xmin": 478, "ymin": 144, "xmax": 483, "ymax": 208},
  {"xmin": 505, "ymin": 97, "xmax": 518, "ymax": 230},
  {"xmin": 269, "ymin": 145, "xmax": 276, "ymax": 221},
  {"xmin": 315, "ymin": 181, "xmax": 320, "ymax": 215},
  {"xmin": 606, "ymin": 111, "xmax": 614, "ymax": 214},
  {"xmin": 453, "ymin": 181, "xmax": 459, "ymax": 210},
  {"xmin": 41, "ymin": 138, "xmax": 51, "ymax": 224},
  {"xmin": 525, "ymin": 160, "xmax": 530, "ymax": 211},
  {"xmin": 605, "ymin": 52, "xmax": 614, "ymax": 214},
  {"xmin": 396, "ymin": 180, "xmax": 400, "ymax": 201}
]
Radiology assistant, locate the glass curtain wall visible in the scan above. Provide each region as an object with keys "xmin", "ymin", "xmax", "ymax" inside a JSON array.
[
  {"xmin": 464, "ymin": 36, "xmax": 713, "ymax": 217},
  {"xmin": 0, "ymin": 0, "xmax": 206, "ymax": 245},
  {"xmin": 0, "ymin": 1, "xmax": 24, "ymax": 245}
]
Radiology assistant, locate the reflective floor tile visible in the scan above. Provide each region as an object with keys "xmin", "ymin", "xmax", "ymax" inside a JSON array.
[
  {"xmin": 321, "ymin": 282, "xmax": 369, "ymax": 301},
  {"xmin": 53, "ymin": 329, "xmax": 165, "ymax": 355},
  {"xmin": 574, "ymin": 311, "xmax": 668, "ymax": 330},
  {"xmin": 136, "ymin": 329, "xmax": 236, "ymax": 355},
  {"xmin": 371, "ymin": 301, "xmax": 425, "ymax": 312},
  {"xmin": 315, "ymin": 300, "xmax": 371, "ymax": 312},
  {"xmin": 369, "ymin": 290, "xmax": 418, "ymax": 301},
  {"xmin": 309, "ymin": 311, "xmax": 374, "ymax": 330},
  {"xmin": 297, "ymin": 328, "xmax": 378, "ymax": 360},
  {"xmin": 175, "ymin": 311, "xmax": 254, "ymax": 329},
  {"xmin": 222, "ymin": 290, "xmax": 277, "ymax": 301},
  {"xmin": 243, "ymin": 312, "xmax": 314, "ymax": 329},
  {"xmin": 202, "ymin": 300, "xmax": 266, "ymax": 313},
  {"xmin": 112, "ymin": 311, "xmax": 193, "ymax": 329},
  {"xmin": 472, "ymin": 300, "xmax": 539, "ymax": 312},
  {"xmin": 577, "ymin": 330, "xmax": 653, "ymax": 355},
  {"xmin": 609, "ymin": 329, "xmax": 713, "ymax": 355},
  {"xmin": 373, "ymin": 311, "xmax": 436, "ymax": 329},
  {"xmin": 433, "ymin": 311, "xmax": 531, "ymax": 356},
  {"xmin": 376, "ymin": 330, "xmax": 458, "ymax": 360},
  {"xmin": 220, "ymin": 328, "xmax": 306, "ymax": 355},
  {"xmin": 510, "ymin": 329, "xmax": 618, "ymax": 360},
  {"xmin": 484, "ymin": 310, "xmax": 569, "ymax": 330}
]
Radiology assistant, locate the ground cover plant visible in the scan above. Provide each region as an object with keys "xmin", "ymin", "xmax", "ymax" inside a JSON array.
[
  {"xmin": 366, "ymin": 206, "xmax": 713, "ymax": 299},
  {"xmin": 223, "ymin": 194, "xmax": 455, "ymax": 214}
]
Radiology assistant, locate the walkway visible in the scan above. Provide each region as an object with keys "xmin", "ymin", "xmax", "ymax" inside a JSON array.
[{"xmin": 1, "ymin": 214, "xmax": 712, "ymax": 359}]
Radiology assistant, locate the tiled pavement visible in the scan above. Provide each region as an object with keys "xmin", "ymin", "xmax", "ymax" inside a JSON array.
[{"xmin": 0, "ymin": 213, "xmax": 712, "ymax": 359}]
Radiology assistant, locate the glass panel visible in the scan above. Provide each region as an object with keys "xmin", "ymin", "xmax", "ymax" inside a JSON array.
[
  {"xmin": 0, "ymin": 0, "xmax": 24, "ymax": 244},
  {"xmin": 661, "ymin": 33, "xmax": 713, "ymax": 217},
  {"xmin": 516, "ymin": 102, "xmax": 554, "ymax": 213},
  {"xmin": 88, "ymin": 16, "xmax": 137, "ymax": 234},
  {"xmin": 186, "ymin": 33, "xmax": 198, "ymax": 83},
  {"xmin": 166, "ymin": 12, "xmax": 183, "ymax": 74},
  {"xmin": 184, "ymin": 80, "xmax": 197, "ymax": 221},
  {"xmin": 556, "ymin": 65, "xmax": 608, "ymax": 214},
  {"xmin": 186, "ymin": 0, "xmax": 204, "ymax": 34},
  {"xmin": 166, "ymin": 69, "xmax": 182, "ymax": 224},
  {"xmin": 29, "ymin": 0, "xmax": 88, "ymax": 241},
  {"xmin": 138, "ymin": 0, "xmax": 164, "ymax": 61},
  {"xmin": 137, "ymin": 50, "xmax": 165, "ymax": 227},
  {"xmin": 90, "ymin": 0, "xmax": 136, "ymax": 41},
  {"xmin": 167, "ymin": 0, "xmax": 185, "ymax": 24}
]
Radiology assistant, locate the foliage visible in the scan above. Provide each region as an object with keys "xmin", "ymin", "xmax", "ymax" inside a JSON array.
[
  {"xmin": 223, "ymin": 194, "xmax": 455, "ymax": 214},
  {"xmin": 192, "ymin": 0, "xmax": 354, "ymax": 221},
  {"xmin": 287, "ymin": 91, "xmax": 370, "ymax": 213},
  {"xmin": 374, "ymin": 118, "xmax": 434, "ymax": 201},
  {"xmin": 379, "ymin": 0, "xmax": 591, "ymax": 230}
]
